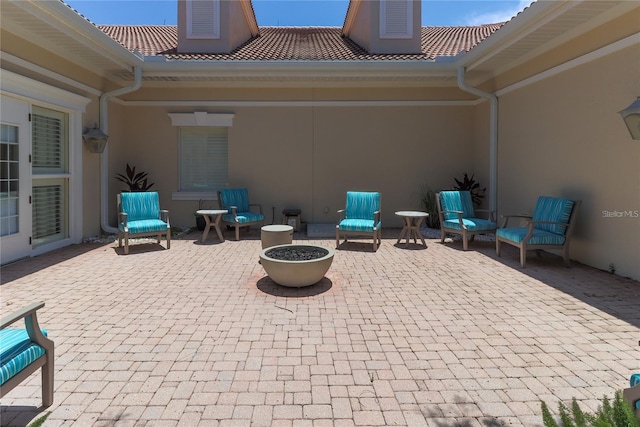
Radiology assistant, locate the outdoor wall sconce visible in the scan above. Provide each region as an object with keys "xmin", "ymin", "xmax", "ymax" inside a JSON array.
[
  {"xmin": 619, "ymin": 97, "xmax": 640, "ymax": 140},
  {"xmin": 82, "ymin": 124, "xmax": 110, "ymax": 153}
]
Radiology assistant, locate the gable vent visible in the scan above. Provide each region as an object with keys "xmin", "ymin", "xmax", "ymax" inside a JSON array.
[
  {"xmin": 187, "ymin": 0, "xmax": 220, "ymax": 39},
  {"xmin": 380, "ymin": 0, "xmax": 412, "ymax": 39}
]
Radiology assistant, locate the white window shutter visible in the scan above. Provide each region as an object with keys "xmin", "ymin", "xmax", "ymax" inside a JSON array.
[
  {"xmin": 380, "ymin": 0, "xmax": 413, "ymax": 39},
  {"xmin": 187, "ymin": 0, "xmax": 220, "ymax": 39}
]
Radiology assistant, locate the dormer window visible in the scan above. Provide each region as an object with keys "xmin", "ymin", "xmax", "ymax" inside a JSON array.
[
  {"xmin": 379, "ymin": 0, "xmax": 413, "ymax": 39},
  {"xmin": 187, "ymin": 0, "xmax": 220, "ymax": 39}
]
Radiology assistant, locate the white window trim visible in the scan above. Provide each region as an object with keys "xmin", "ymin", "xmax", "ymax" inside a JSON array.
[
  {"xmin": 186, "ymin": 0, "xmax": 220, "ymax": 40},
  {"xmin": 379, "ymin": 0, "xmax": 413, "ymax": 39},
  {"xmin": 1, "ymin": 70, "xmax": 89, "ymax": 256},
  {"xmin": 168, "ymin": 112, "xmax": 234, "ymax": 127},
  {"xmin": 169, "ymin": 112, "xmax": 233, "ymax": 200}
]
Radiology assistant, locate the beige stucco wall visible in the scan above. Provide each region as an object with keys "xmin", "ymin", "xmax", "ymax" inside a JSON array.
[
  {"xmin": 497, "ymin": 45, "xmax": 640, "ymax": 279},
  {"xmin": 100, "ymin": 99, "xmax": 476, "ymax": 231}
]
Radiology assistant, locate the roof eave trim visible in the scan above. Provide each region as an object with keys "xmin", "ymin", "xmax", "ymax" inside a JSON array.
[
  {"xmin": 453, "ymin": 0, "xmax": 573, "ymax": 71},
  {"xmin": 14, "ymin": 0, "xmax": 143, "ymax": 67}
]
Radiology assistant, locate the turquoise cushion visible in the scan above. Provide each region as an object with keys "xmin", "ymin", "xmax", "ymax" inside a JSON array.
[
  {"xmin": 497, "ymin": 227, "xmax": 566, "ymax": 245},
  {"xmin": 120, "ymin": 192, "xmax": 161, "ymax": 222},
  {"xmin": 121, "ymin": 219, "xmax": 169, "ymax": 234},
  {"xmin": 222, "ymin": 212, "xmax": 264, "ymax": 224},
  {"xmin": 439, "ymin": 191, "xmax": 475, "ymax": 220},
  {"xmin": 345, "ymin": 191, "xmax": 380, "ymax": 220},
  {"xmin": 220, "ymin": 189, "xmax": 250, "ymax": 213},
  {"xmin": 632, "ymin": 374, "xmax": 640, "ymax": 410},
  {"xmin": 0, "ymin": 328, "xmax": 47, "ymax": 386},
  {"xmin": 443, "ymin": 218, "xmax": 496, "ymax": 231},
  {"xmin": 532, "ymin": 196, "xmax": 574, "ymax": 235},
  {"xmin": 338, "ymin": 218, "xmax": 380, "ymax": 233}
]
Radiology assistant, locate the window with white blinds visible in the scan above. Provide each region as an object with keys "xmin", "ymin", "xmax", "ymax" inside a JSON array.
[
  {"xmin": 187, "ymin": 0, "xmax": 220, "ymax": 39},
  {"xmin": 31, "ymin": 106, "xmax": 68, "ymax": 247},
  {"xmin": 32, "ymin": 106, "xmax": 68, "ymax": 174},
  {"xmin": 179, "ymin": 127, "xmax": 228, "ymax": 193},
  {"xmin": 32, "ymin": 180, "xmax": 67, "ymax": 247},
  {"xmin": 380, "ymin": 0, "xmax": 413, "ymax": 39}
]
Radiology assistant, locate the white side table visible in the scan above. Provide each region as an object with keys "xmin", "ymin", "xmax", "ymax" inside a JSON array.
[
  {"xmin": 196, "ymin": 209, "xmax": 228, "ymax": 243},
  {"xmin": 395, "ymin": 211, "xmax": 429, "ymax": 247}
]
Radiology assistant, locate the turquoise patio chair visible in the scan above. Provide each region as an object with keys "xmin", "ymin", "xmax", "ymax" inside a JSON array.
[
  {"xmin": 218, "ymin": 188, "xmax": 265, "ymax": 240},
  {"xmin": 436, "ymin": 191, "xmax": 496, "ymax": 250},
  {"xmin": 0, "ymin": 302, "xmax": 54, "ymax": 407},
  {"xmin": 623, "ymin": 373, "xmax": 640, "ymax": 416},
  {"xmin": 336, "ymin": 191, "xmax": 381, "ymax": 251},
  {"xmin": 118, "ymin": 191, "xmax": 171, "ymax": 255},
  {"xmin": 496, "ymin": 196, "xmax": 580, "ymax": 267}
]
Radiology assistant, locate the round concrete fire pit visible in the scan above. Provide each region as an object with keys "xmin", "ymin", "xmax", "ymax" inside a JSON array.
[{"xmin": 259, "ymin": 244, "xmax": 334, "ymax": 287}]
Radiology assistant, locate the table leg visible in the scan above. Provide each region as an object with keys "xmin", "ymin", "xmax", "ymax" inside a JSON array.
[
  {"xmin": 413, "ymin": 217, "xmax": 426, "ymax": 246},
  {"xmin": 397, "ymin": 217, "xmax": 410, "ymax": 244},
  {"xmin": 201, "ymin": 215, "xmax": 212, "ymax": 242},
  {"xmin": 213, "ymin": 214, "xmax": 224, "ymax": 242}
]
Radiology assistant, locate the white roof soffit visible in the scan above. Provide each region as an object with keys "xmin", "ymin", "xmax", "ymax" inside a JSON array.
[
  {"xmin": 1, "ymin": 0, "xmax": 142, "ymax": 76},
  {"xmin": 455, "ymin": 0, "xmax": 638, "ymax": 84}
]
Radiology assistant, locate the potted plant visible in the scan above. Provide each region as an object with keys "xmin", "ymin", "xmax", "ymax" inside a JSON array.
[
  {"xmin": 115, "ymin": 163, "xmax": 154, "ymax": 192},
  {"xmin": 452, "ymin": 173, "xmax": 485, "ymax": 206},
  {"xmin": 194, "ymin": 199, "xmax": 207, "ymax": 231}
]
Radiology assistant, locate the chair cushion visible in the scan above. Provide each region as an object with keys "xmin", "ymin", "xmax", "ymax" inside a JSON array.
[
  {"xmin": 439, "ymin": 191, "xmax": 475, "ymax": 220},
  {"xmin": 338, "ymin": 219, "xmax": 380, "ymax": 233},
  {"xmin": 532, "ymin": 196, "xmax": 574, "ymax": 235},
  {"xmin": 497, "ymin": 227, "xmax": 566, "ymax": 245},
  {"xmin": 632, "ymin": 374, "xmax": 640, "ymax": 410},
  {"xmin": 120, "ymin": 191, "xmax": 161, "ymax": 222},
  {"xmin": 443, "ymin": 218, "xmax": 496, "ymax": 231},
  {"xmin": 223, "ymin": 212, "xmax": 264, "ymax": 224},
  {"xmin": 0, "ymin": 328, "xmax": 47, "ymax": 386},
  {"xmin": 220, "ymin": 189, "xmax": 250, "ymax": 213},
  {"xmin": 121, "ymin": 219, "xmax": 169, "ymax": 234},
  {"xmin": 345, "ymin": 191, "xmax": 380, "ymax": 220}
]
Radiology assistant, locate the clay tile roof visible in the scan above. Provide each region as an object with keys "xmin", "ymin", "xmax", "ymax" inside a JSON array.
[{"xmin": 98, "ymin": 24, "xmax": 503, "ymax": 61}]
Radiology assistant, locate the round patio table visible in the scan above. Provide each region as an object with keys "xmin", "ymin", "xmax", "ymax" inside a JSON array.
[{"xmin": 395, "ymin": 211, "xmax": 429, "ymax": 247}]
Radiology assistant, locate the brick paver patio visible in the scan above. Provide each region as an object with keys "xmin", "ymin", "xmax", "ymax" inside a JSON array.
[{"xmin": 1, "ymin": 228, "xmax": 638, "ymax": 426}]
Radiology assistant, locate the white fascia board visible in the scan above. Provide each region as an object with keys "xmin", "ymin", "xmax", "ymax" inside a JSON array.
[
  {"xmin": 454, "ymin": 0, "xmax": 575, "ymax": 71},
  {"xmin": 471, "ymin": 1, "xmax": 640, "ymax": 80},
  {"xmin": 12, "ymin": 0, "xmax": 142, "ymax": 69}
]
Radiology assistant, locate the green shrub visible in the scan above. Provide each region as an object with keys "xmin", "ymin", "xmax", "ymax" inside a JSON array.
[
  {"xmin": 419, "ymin": 185, "xmax": 440, "ymax": 229},
  {"xmin": 541, "ymin": 392, "xmax": 639, "ymax": 427}
]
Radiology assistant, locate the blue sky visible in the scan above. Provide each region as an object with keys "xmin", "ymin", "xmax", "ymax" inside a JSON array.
[{"xmin": 64, "ymin": 0, "xmax": 531, "ymax": 27}]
